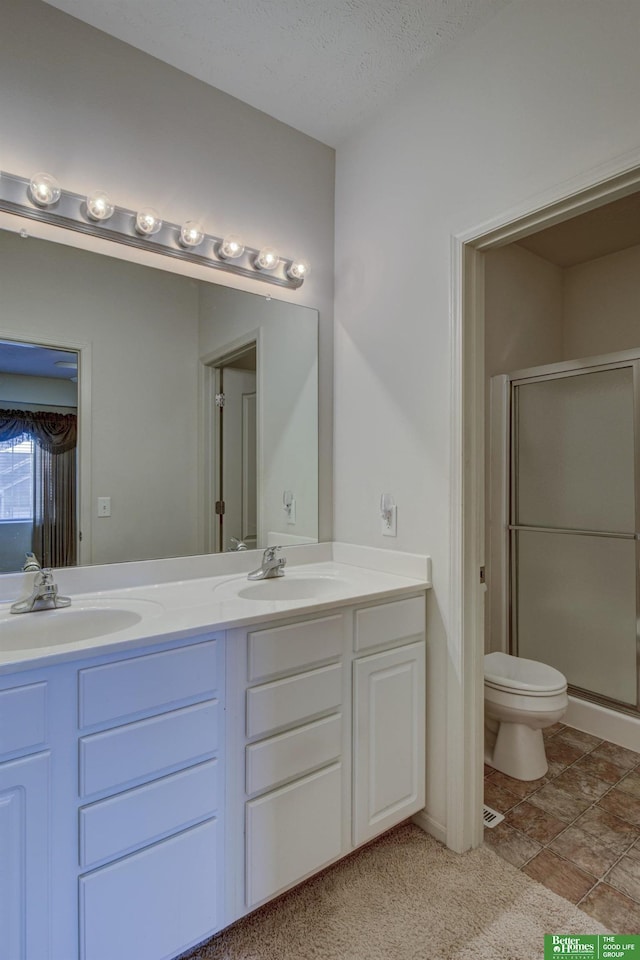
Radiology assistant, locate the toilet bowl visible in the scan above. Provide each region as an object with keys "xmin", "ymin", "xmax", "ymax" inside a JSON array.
[{"xmin": 484, "ymin": 651, "xmax": 568, "ymax": 781}]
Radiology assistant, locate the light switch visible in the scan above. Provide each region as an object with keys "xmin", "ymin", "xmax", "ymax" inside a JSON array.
[{"xmin": 97, "ymin": 497, "xmax": 111, "ymax": 518}]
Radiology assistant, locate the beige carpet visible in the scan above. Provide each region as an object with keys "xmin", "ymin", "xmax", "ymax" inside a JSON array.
[{"xmin": 183, "ymin": 823, "xmax": 609, "ymax": 960}]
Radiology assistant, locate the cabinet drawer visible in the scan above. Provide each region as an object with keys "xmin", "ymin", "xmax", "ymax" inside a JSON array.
[
  {"xmin": 78, "ymin": 639, "xmax": 218, "ymax": 728},
  {"xmin": 246, "ymin": 663, "xmax": 342, "ymax": 739},
  {"xmin": 79, "ymin": 758, "xmax": 220, "ymax": 868},
  {"xmin": 247, "ymin": 614, "xmax": 343, "ymax": 682},
  {"xmin": 246, "ymin": 762, "xmax": 342, "ymax": 907},
  {"xmin": 79, "ymin": 699, "xmax": 218, "ymax": 797},
  {"xmin": 246, "ymin": 713, "xmax": 341, "ymax": 795},
  {"xmin": 0, "ymin": 682, "xmax": 47, "ymax": 758},
  {"xmin": 79, "ymin": 817, "xmax": 219, "ymax": 960},
  {"xmin": 354, "ymin": 596, "xmax": 425, "ymax": 653}
]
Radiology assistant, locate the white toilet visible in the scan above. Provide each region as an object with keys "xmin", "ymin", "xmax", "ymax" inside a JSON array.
[{"xmin": 484, "ymin": 651, "xmax": 568, "ymax": 781}]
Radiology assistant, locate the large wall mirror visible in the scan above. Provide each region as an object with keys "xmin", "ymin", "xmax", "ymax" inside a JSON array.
[{"xmin": 0, "ymin": 227, "xmax": 318, "ymax": 574}]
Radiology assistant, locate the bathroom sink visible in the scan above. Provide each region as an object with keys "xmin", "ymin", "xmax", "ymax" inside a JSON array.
[
  {"xmin": 214, "ymin": 573, "xmax": 346, "ymax": 603},
  {"xmin": 0, "ymin": 598, "xmax": 163, "ymax": 650}
]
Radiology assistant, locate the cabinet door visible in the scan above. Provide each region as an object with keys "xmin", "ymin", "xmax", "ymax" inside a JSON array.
[
  {"xmin": 0, "ymin": 753, "xmax": 50, "ymax": 960},
  {"xmin": 353, "ymin": 641, "xmax": 425, "ymax": 846},
  {"xmin": 80, "ymin": 817, "xmax": 219, "ymax": 960},
  {"xmin": 245, "ymin": 763, "xmax": 342, "ymax": 908}
]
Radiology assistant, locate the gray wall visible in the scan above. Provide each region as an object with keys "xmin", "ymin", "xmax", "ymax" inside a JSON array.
[{"xmin": 0, "ymin": 0, "xmax": 335, "ymax": 544}]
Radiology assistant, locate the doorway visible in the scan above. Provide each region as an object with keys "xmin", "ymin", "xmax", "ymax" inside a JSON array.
[
  {"xmin": 451, "ymin": 156, "xmax": 640, "ymax": 853},
  {"xmin": 0, "ymin": 337, "xmax": 82, "ymax": 571},
  {"xmin": 207, "ymin": 343, "xmax": 258, "ymax": 553}
]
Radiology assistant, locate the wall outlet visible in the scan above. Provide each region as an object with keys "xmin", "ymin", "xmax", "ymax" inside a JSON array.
[
  {"xmin": 97, "ymin": 497, "xmax": 111, "ymax": 518},
  {"xmin": 381, "ymin": 504, "xmax": 397, "ymax": 537}
]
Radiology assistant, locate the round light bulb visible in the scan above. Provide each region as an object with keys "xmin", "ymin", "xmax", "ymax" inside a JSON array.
[
  {"xmin": 218, "ymin": 235, "xmax": 245, "ymax": 260},
  {"xmin": 179, "ymin": 220, "xmax": 204, "ymax": 248},
  {"xmin": 287, "ymin": 258, "xmax": 311, "ymax": 282},
  {"xmin": 86, "ymin": 191, "xmax": 114, "ymax": 221},
  {"xmin": 255, "ymin": 246, "xmax": 280, "ymax": 271},
  {"xmin": 29, "ymin": 172, "xmax": 61, "ymax": 207},
  {"xmin": 135, "ymin": 208, "xmax": 162, "ymax": 236}
]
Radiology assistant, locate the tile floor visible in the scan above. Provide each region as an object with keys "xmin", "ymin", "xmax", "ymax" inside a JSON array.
[{"xmin": 483, "ymin": 723, "xmax": 640, "ymax": 934}]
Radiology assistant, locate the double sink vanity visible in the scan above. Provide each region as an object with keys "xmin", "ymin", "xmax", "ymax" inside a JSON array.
[{"xmin": 0, "ymin": 543, "xmax": 430, "ymax": 960}]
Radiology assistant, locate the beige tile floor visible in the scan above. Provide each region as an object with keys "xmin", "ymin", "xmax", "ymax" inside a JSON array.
[{"xmin": 483, "ymin": 723, "xmax": 640, "ymax": 934}]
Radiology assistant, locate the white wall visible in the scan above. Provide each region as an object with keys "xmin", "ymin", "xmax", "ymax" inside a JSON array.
[
  {"xmin": 564, "ymin": 244, "xmax": 640, "ymax": 359},
  {"xmin": 0, "ymin": 374, "xmax": 78, "ymax": 409},
  {"xmin": 0, "ymin": 230, "xmax": 201, "ymax": 565},
  {"xmin": 334, "ymin": 0, "xmax": 640, "ymax": 834},
  {"xmin": 0, "ymin": 0, "xmax": 335, "ymax": 543},
  {"xmin": 198, "ymin": 284, "xmax": 318, "ymax": 545}
]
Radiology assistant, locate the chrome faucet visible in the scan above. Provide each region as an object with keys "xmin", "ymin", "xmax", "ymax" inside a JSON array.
[
  {"xmin": 10, "ymin": 568, "xmax": 72, "ymax": 614},
  {"xmin": 247, "ymin": 546, "xmax": 286, "ymax": 580},
  {"xmin": 22, "ymin": 552, "xmax": 43, "ymax": 573},
  {"xmin": 228, "ymin": 537, "xmax": 248, "ymax": 552}
]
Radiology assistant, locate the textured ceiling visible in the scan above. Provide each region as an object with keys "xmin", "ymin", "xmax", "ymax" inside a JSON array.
[{"xmin": 42, "ymin": 0, "xmax": 511, "ymax": 146}]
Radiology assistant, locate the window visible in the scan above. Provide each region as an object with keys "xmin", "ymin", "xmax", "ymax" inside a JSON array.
[{"xmin": 0, "ymin": 436, "xmax": 34, "ymax": 520}]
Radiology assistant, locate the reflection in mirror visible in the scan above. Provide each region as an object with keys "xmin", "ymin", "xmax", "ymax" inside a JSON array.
[
  {"xmin": 0, "ymin": 227, "xmax": 318, "ymax": 574},
  {"xmin": 0, "ymin": 341, "xmax": 78, "ymax": 572}
]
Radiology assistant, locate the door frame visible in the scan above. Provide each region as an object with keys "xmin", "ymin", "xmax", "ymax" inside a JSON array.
[
  {"xmin": 199, "ymin": 329, "xmax": 261, "ymax": 554},
  {"xmin": 450, "ymin": 149, "xmax": 640, "ymax": 853}
]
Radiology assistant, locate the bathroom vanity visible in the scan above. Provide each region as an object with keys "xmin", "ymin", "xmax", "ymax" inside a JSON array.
[{"xmin": 0, "ymin": 547, "xmax": 429, "ymax": 960}]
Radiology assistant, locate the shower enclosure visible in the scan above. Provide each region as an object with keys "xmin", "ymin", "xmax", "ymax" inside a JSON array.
[{"xmin": 490, "ymin": 350, "xmax": 640, "ymax": 715}]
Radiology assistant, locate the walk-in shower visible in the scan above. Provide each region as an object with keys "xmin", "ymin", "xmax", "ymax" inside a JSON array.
[{"xmin": 489, "ymin": 349, "xmax": 640, "ymax": 717}]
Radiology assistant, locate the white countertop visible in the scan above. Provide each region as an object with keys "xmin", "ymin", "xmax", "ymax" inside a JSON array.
[{"xmin": 0, "ymin": 545, "xmax": 431, "ymax": 675}]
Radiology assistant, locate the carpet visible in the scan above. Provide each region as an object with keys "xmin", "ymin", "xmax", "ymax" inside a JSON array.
[{"xmin": 182, "ymin": 823, "xmax": 609, "ymax": 960}]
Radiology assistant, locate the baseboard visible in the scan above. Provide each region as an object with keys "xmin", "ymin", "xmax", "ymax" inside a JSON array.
[
  {"xmin": 412, "ymin": 808, "xmax": 447, "ymax": 845},
  {"xmin": 566, "ymin": 695, "xmax": 640, "ymax": 752}
]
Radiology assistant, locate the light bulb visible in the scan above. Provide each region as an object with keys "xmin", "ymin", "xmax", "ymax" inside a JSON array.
[
  {"xmin": 179, "ymin": 220, "xmax": 204, "ymax": 248},
  {"xmin": 86, "ymin": 191, "xmax": 114, "ymax": 221},
  {"xmin": 218, "ymin": 235, "xmax": 245, "ymax": 260},
  {"xmin": 29, "ymin": 172, "xmax": 61, "ymax": 207},
  {"xmin": 135, "ymin": 208, "xmax": 162, "ymax": 236},
  {"xmin": 255, "ymin": 246, "xmax": 280, "ymax": 271},
  {"xmin": 286, "ymin": 258, "xmax": 310, "ymax": 282}
]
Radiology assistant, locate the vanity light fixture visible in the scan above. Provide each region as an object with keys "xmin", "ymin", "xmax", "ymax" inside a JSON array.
[
  {"xmin": 217, "ymin": 235, "xmax": 245, "ymax": 260},
  {"xmin": 29, "ymin": 172, "xmax": 61, "ymax": 207},
  {"xmin": 0, "ymin": 170, "xmax": 308, "ymax": 289},
  {"xmin": 179, "ymin": 220, "xmax": 204, "ymax": 248},
  {"xmin": 254, "ymin": 246, "xmax": 280, "ymax": 271},
  {"xmin": 287, "ymin": 258, "xmax": 310, "ymax": 281},
  {"xmin": 135, "ymin": 208, "xmax": 162, "ymax": 236},
  {"xmin": 86, "ymin": 191, "xmax": 114, "ymax": 222}
]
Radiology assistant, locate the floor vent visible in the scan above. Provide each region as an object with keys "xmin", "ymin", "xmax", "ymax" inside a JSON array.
[{"xmin": 483, "ymin": 804, "xmax": 504, "ymax": 828}]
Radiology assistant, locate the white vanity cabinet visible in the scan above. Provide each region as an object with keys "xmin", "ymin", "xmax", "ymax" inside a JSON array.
[
  {"xmin": 75, "ymin": 637, "xmax": 224, "ymax": 960},
  {"xmin": 352, "ymin": 596, "xmax": 426, "ymax": 846},
  {"xmin": 0, "ymin": 574, "xmax": 427, "ymax": 960},
  {"xmin": 241, "ymin": 614, "xmax": 346, "ymax": 909},
  {"xmin": 0, "ymin": 679, "xmax": 50, "ymax": 960},
  {"xmin": 227, "ymin": 593, "xmax": 426, "ymax": 921}
]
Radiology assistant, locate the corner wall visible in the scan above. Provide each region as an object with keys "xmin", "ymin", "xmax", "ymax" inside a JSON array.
[
  {"xmin": 0, "ymin": 0, "xmax": 335, "ymax": 544},
  {"xmin": 334, "ymin": 0, "xmax": 640, "ymax": 836}
]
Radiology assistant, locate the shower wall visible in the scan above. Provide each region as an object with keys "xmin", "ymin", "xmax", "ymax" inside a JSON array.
[{"xmin": 484, "ymin": 240, "xmax": 640, "ymax": 653}]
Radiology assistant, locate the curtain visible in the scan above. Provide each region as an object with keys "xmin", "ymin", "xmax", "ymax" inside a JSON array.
[{"xmin": 0, "ymin": 409, "xmax": 77, "ymax": 568}]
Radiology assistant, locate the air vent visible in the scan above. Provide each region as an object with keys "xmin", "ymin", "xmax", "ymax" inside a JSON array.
[{"xmin": 483, "ymin": 804, "xmax": 505, "ymax": 828}]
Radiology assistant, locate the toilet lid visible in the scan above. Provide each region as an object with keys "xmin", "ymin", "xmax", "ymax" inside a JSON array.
[{"xmin": 484, "ymin": 651, "xmax": 567, "ymax": 695}]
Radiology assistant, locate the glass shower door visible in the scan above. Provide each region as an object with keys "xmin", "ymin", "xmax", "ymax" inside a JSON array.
[{"xmin": 511, "ymin": 362, "xmax": 639, "ymax": 709}]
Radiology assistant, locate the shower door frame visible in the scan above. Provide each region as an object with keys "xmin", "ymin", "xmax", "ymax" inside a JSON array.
[{"xmin": 495, "ymin": 349, "xmax": 640, "ymax": 716}]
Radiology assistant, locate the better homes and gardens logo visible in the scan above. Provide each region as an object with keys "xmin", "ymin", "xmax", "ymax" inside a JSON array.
[{"xmin": 544, "ymin": 935, "xmax": 639, "ymax": 959}]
